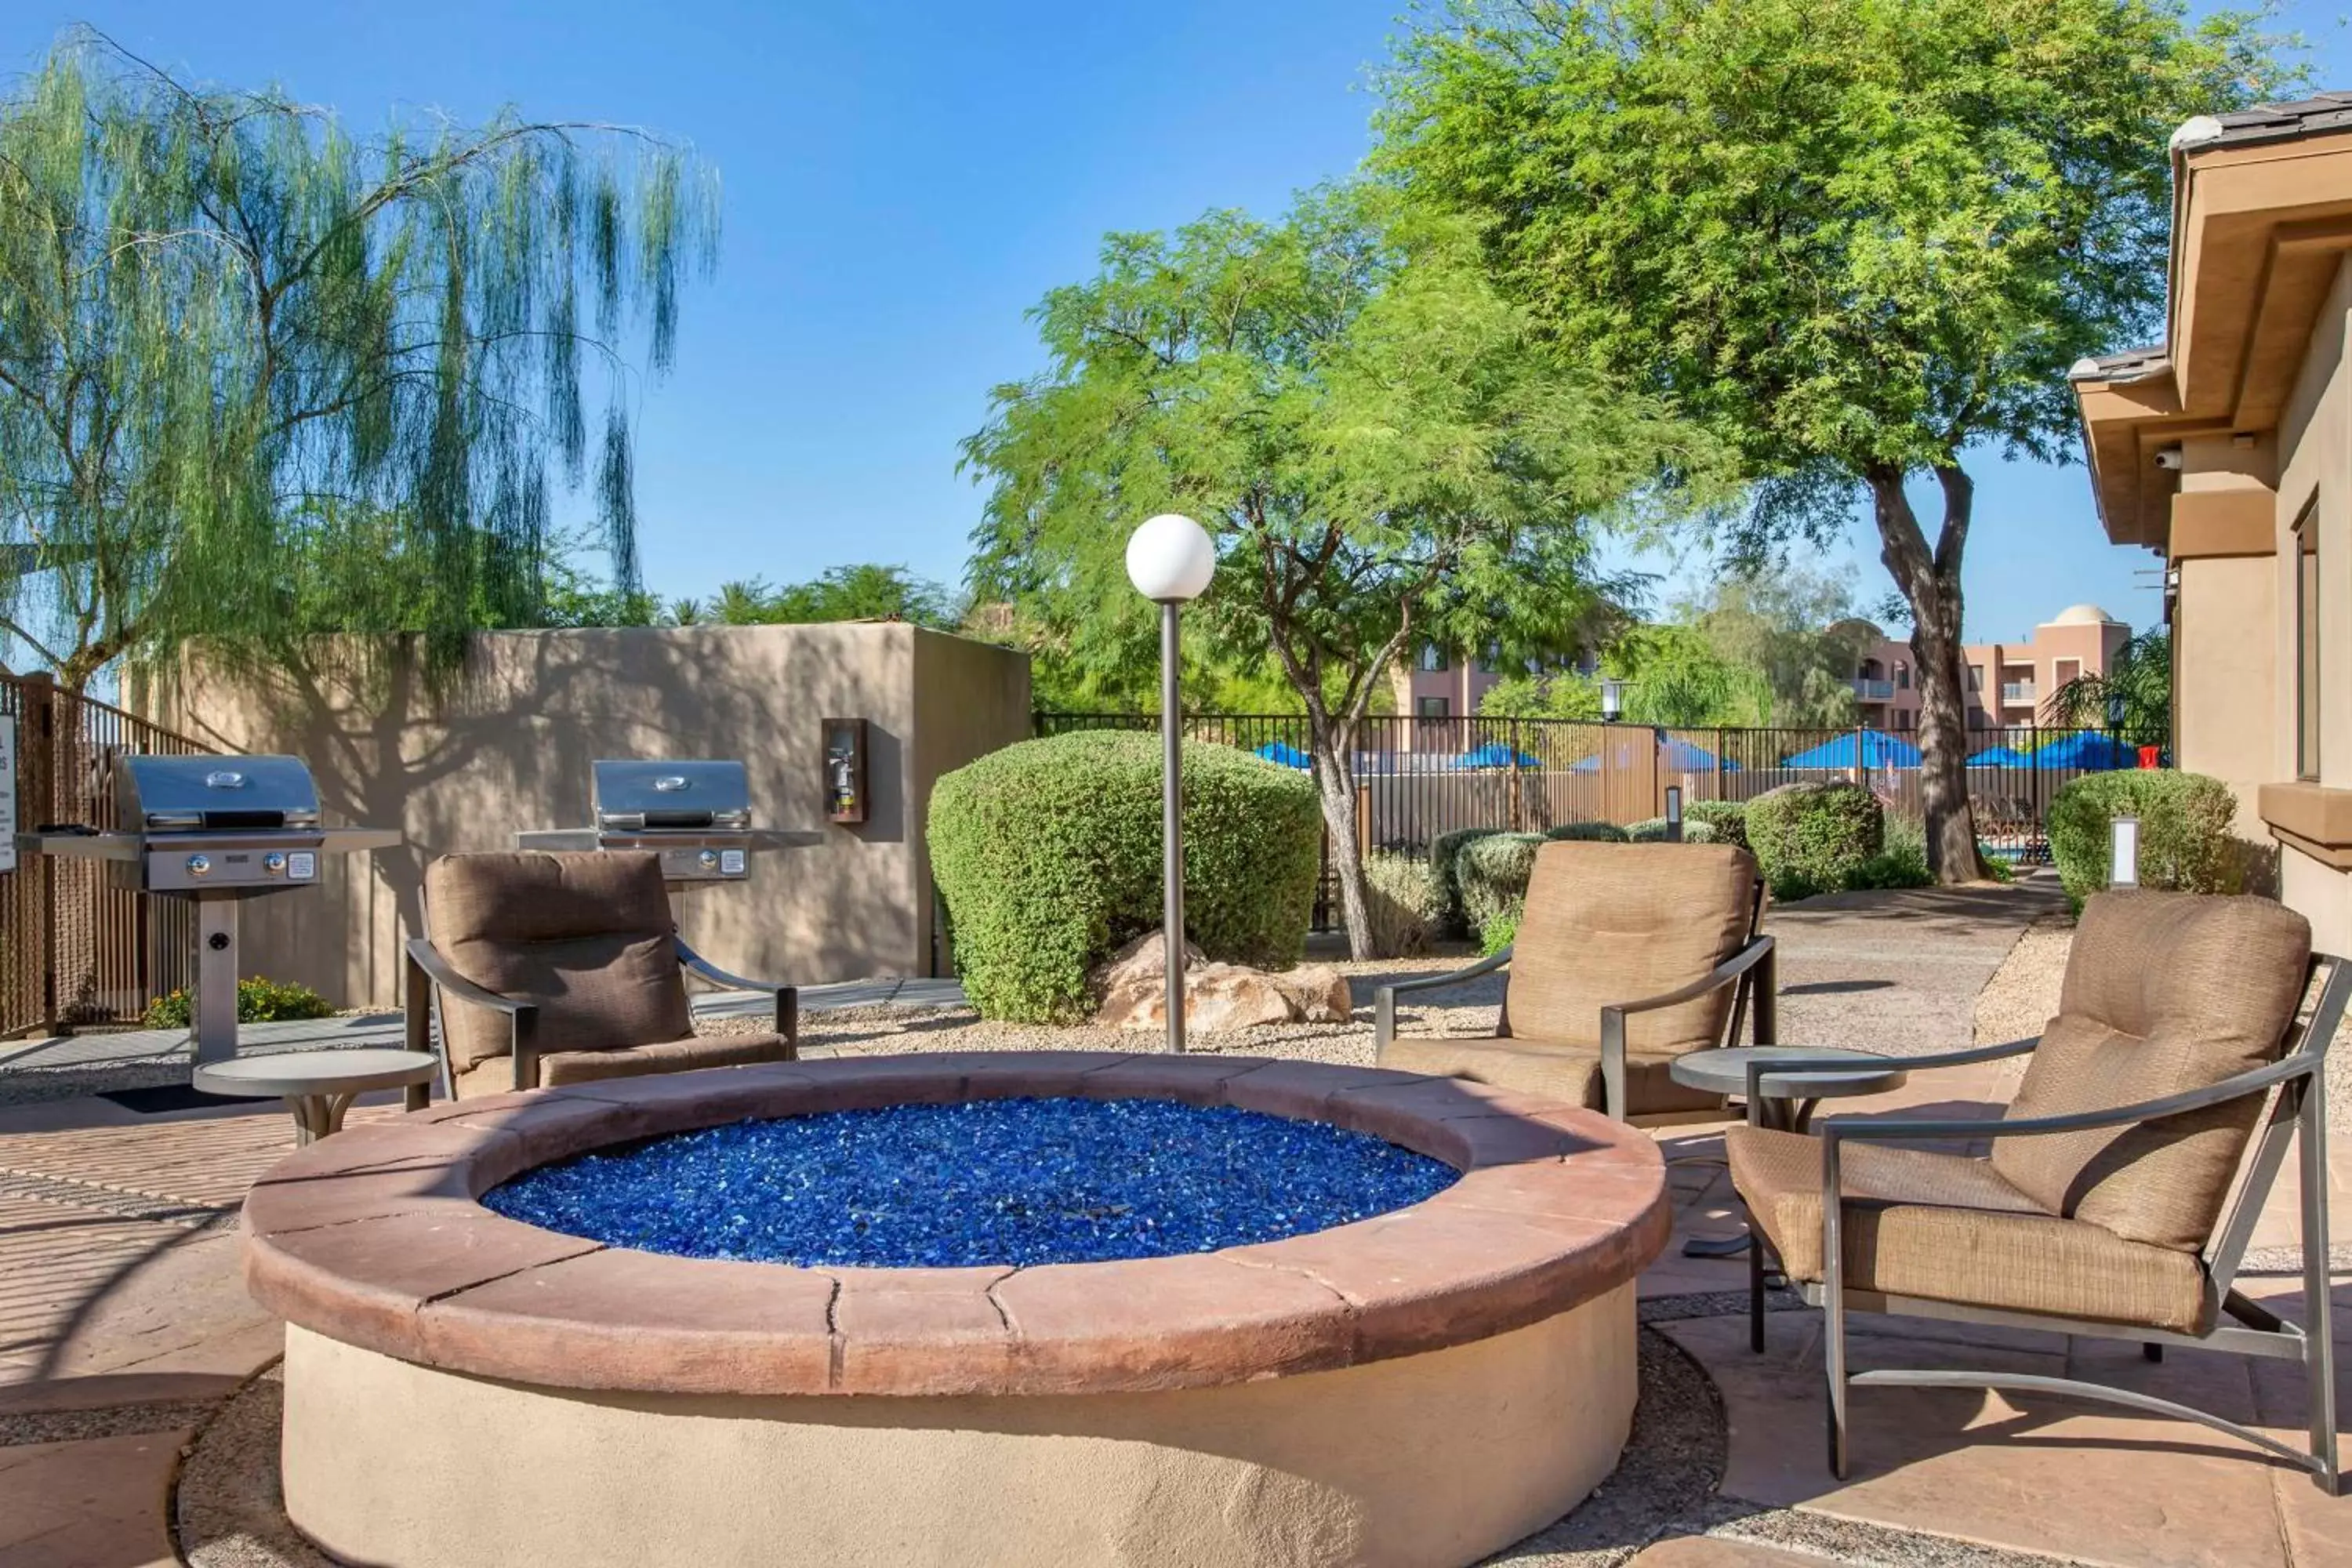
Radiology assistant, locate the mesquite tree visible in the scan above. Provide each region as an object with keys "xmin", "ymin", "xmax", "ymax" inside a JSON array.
[
  {"xmin": 1377, "ymin": 0, "xmax": 2281, "ymax": 880},
  {"xmin": 0, "ymin": 31, "xmax": 717, "ymax": 690},
  {"xmin": 962, "ymin": 185, "xmax": 1715, "ymax": 955}
]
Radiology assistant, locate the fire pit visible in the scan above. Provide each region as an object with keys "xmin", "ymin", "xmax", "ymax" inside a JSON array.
[{"xmin": 245, "ymin": 1054, "xmax": 1669, "ymax": 1568}]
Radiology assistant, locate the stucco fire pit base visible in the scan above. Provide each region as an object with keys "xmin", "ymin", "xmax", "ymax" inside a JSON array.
[
  {"xmin": 284, "ymin": 1288, "xmax": 1632, "ymax": 1568},
  {"xmin": 244, "ymin": 1054, "xmax": 1671, "ymax": 1568}
]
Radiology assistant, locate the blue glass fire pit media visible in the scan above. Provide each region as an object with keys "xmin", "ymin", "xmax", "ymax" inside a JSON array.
[{"xmin": 481, "ymin": 1096, "xmax": 1459, "ymax": 1268}]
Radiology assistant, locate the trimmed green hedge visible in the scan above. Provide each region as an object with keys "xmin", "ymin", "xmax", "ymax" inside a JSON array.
[
  {"xmin": 1362, "ymin": 850, "xmax": 1441, "ymax": 956},
  {"xmin": 1842, "ymin": 815, "xmax": 1933, "ymax": 891},
  {"xmin": 1685, "ymin": 800, "xmax": 1748, "ymax": 850},
  {"xmin": 1430, "ymin": 827, "xmax": 1507, "ymax": 938},
  {"xmin": 1748, "ymin": 782, "xmax": 1885, "ymax": 901},
  {"xmin": 1627, "ymin": 817, "xmax": 1721, "ymax": 844},
  {"xmin": 1544, "ymin": 821, "xmax": 1628, "ymax": 843},
  {"xmin": 928, "ymin": 731, "xmax": 1323, "ymax": 1022},
  {"xmin": 2047, "ymin": 769, "xmax": 2241, "ymax": 912},
  {"xmin": 1456, "ymin": 832, "xmax": 1545, "ymax": 941}
]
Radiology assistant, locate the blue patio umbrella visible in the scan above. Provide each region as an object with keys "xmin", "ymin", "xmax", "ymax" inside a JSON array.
[
  {"xmin": 2034, "ymin": 731, "xmax": 2140, "ymax": 770},
  {"xmin": 1780, "ymin": 730, "xmax": 1924, "ymax": 769},
  {"xmin": 1253, "ymin": 741, "xmax": 1312, "ymax": 769},
  {"xmin": 1966, "ymin": 745, "xmax": 2033, "ymax": 768},
  {"xmin": 1454, "ymin": 741, "xmax": 1541, "ymax": 769}
]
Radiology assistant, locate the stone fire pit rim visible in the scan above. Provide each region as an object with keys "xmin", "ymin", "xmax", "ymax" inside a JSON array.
[{"xmin": 239, "ymin": 1051, "xmax": 1671, "ymax": 1398}]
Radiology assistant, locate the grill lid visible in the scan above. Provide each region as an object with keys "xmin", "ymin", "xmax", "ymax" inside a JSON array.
[
  {"xmin": 591, "ymin": 759, "xmax": 752, "ymax": 833},
  {"xmin": 115, "ymin": 754, "xmax": 322, "ymax": 834}
]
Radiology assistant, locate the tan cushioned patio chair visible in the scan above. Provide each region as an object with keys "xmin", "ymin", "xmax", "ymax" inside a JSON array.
[
  {"xmin": 1375, "ymin": 840, "xmax": 1773, "ymax": 1121},
  {"xmin": 1726, "ymin": 889, "xmax": 2350, "ymax": 1493},
  {"xmin": 405, "ymin": 851, "xmax": 797, "ymax": 1098}
]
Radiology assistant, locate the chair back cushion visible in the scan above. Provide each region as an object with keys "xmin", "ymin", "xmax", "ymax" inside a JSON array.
[
  {"xmin": 424, "ymin": 851, "xmax": 692, "ymax": 1071},
  {"xmin": 1991, "ymin": 891, "xmax": 2312, "ymax": 1251},
  {"xmin": 1503, "ymin": 840, "xmax": 1759, "ymax": 1053}
]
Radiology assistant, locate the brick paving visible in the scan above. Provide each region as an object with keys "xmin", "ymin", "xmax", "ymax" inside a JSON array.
[{"xmin": 6, "ymin": 880, "xmax": 2351, "ymax": 1566}]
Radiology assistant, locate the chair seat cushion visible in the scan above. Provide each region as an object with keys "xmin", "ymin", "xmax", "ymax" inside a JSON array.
[
  {"xmin": 1379, "ymin": 1034, "xmax": 1724, "ymax": 1117},
  {"xmin": 1728, "ymin": 1125, "xmax": 2210, "ymax": 1334},
  {"xmin": 452, "ymin": 1033, "xmax": 793, "ymax": 1098}
]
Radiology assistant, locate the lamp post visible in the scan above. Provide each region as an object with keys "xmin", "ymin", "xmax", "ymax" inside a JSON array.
[
  {"xmin": 1127, "ymin": 513, "xmax": 1217, "ymax": 1054},
  {"xmin": 1600, "ymin": 678, "xmax": 1626, "ymax": 723}
]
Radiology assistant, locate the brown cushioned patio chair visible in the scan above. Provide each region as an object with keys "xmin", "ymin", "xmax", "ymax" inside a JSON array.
[
  {"xmin": 1728, "ymin": 889, "xmax": 2350, "ymax": 1493},
  {"xmin": 404, "ymin": 850, "xmax": 797, "ymax": 1099},
  {"xmin": 1374, "ymin": 840, "xmax": 1775, "ymax": 1121}
]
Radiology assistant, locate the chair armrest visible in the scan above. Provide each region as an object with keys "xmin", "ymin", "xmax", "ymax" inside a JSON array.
[
  {"xmin": 1821, "ymin": 1052, "xmax": 2321, "ymax": 1149},
  {"xmin": 673, "ymin": 936, "xmax": 799, "ymax": 1054},
  {"xmin": 1596, "ymin": 935, "xmax": 1777, "ymax": 1120},
  {"xmin": 1873, "ymin": 1035, "xmax": 2042, "ymax": 1073},
  {"xmin": 405, "ymin": 938, "xmax": 539, "ymax": 1090},
  {"xmin": 1374, "ymin": 947, "xmax": 1513, "ymax": 1054}
]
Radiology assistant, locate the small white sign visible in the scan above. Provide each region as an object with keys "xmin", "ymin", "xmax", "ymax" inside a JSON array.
[
  {"xmin": 287, "ymin": 851, "xmax": 316, "ymax": 881},
  {"xmin": 0, "ymin": 714, "xmax": 16, "ymax": 875},
  {"xmin": 719, "ymin": 848, "xmax": 746, "ymax": 876}
]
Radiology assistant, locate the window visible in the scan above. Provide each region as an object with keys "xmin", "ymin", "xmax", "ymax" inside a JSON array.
[
  {"xmin": 1415, "ymin": 696, "xmax": 1450, "ymax": 720},
  {"xmin": 2297, "ymin": 499, "xmax": 2322, "ymax": 780},
  {"xmin": 2053, "ymin": 658, "xmax": 2080, "ymax": 689},
  {"xmin": 1476, "ymin": 642, "xmax": 1501, "ymax": 674},
  {"xmin": 1895, "ymin": 662, "xmax": 1910, "ymax": 690},
  {"xmin": 1417, "ymin": 644, "xmax": 1448, "ymax": 673},
  {"xmin": 1968, "ymin": 663, "xmax": 1985, "ymax": 690}
]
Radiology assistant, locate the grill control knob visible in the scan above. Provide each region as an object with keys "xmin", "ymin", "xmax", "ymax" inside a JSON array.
[
  {"xmin": 697, "ymin": 849, "xmax": 720, "ymax": 870},
  {"xmin": 185, "ymin": 854, "xmax": 212, "ymax": 879},
  {"xmin": 263, "ymin": 852, "xmax": 288, "ymax": 877}
]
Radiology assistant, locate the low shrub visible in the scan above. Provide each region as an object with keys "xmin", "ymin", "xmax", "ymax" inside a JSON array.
[
  {"xmin": 1456, "ymin": 832, "xmax": 1545, "ymax": 940},
  {"xmin": 143, "ymin": 976, "xmax": 335, "ymax": 1029},
  {"xmin": 1843, "ymin": 815, "xmax": 1933, "ymax": 891},
  {"xmin": 928, "ymin": 731, "xmax": 1323, "ymax": 1022},
  {"xmin": 1685, "ymin": 800, "xmax": 1748, "ymax": 850},
  {"xmin": 1361, "ymin": 851, "xmax": 1441, "ymax": 957},
  {"xmin": 1430, "ymin": 827, "xmax": 1507, "ymax": 938},
  {"xmin": 1747, "ymin": 782, "xmax": 1884, "ymax": 901},
  {"xmin": 2047, "ymin": 769, "xmax": 2242, "ymax": 913},
  {"xmin": 1479, "ymin": 901, "xmax": 1522, "ymax": 955},
  {"xmin": 1543, "ymin": 821, "xmax": 1628, "ymax": 844},
  {"xmin": 1625, "ymin": 817, "xmax": 1722, "ymax": 844}
]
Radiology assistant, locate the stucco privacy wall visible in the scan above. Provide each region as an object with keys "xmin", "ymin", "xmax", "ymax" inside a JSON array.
[{"xmin": 155, "ymin": 624, "xmax": 1031, "ymax": 1006}]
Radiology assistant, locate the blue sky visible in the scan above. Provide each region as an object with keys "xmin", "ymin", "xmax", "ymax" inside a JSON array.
[{"xmin": 6, "ymin": 2, "xmax": 2347, "ymax": 645}]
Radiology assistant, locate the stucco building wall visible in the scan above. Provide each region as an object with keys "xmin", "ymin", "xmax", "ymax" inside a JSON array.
[{"xmin": 155, "ymin": 624, "xmax": 1031, "ymax": 1007}]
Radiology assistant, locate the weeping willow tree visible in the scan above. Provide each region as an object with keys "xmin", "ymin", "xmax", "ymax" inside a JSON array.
[{"xmin": 0, "ymin": 31, "xmax": 717, "ymax": 692}]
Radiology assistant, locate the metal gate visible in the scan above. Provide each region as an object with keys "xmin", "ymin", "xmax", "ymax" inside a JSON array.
[{"xmin": 0, "ymin": 672, "xmax": 212, "ymax": 1037}]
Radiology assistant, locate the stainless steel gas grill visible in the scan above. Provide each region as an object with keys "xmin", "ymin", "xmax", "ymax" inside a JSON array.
[
  {"xmin": 516, "ymin": 759, "xmax": 819, "ymax": 883},
  {"xmin": 15, "ymin": 754, "xmax": 399, "ymax": 1062}
]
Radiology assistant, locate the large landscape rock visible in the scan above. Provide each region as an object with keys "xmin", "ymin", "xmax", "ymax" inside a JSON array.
[{"xmin": 1089, "ymin": 930, "xmax": 1356, "ymax": 1033}]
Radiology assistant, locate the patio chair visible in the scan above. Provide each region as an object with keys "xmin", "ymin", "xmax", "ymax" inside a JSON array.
[
  {"xmin": 404, "ymin": 850, "xmax": 798, "ymax": 1099},
  {"xmin": 1727, "ymin": 890, "xmax": 2350, "ymax": 1492},
  {"xmin": 1374, "ymin": 840, "xmax": 1775, "ymax": 1121}
]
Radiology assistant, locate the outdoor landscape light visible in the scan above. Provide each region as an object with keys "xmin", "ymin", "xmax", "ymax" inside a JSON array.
[
  {"xmin": 2110, "ymin": 815, "xmax": 2141, "ymax": 889},
  {"xmin": 1600, "ymin": 678, "xmax": 1625, "ymax": 722},
  {"xmin": 1127, "ymin": 512, "xmax": 1215, "ymax": 1053},
  {"xmin": 1664, "ymin": 785, "xmax": 1683, "ymax": 843},
  {"xmin": 1125, "ymin": 512, "xmax": 1217, "ymax": 604}
]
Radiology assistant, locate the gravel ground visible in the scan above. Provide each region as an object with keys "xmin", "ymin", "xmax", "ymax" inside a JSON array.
[{"xmin": 700, "ymin": 952, "xmax": 1507, "ymax": 1068}]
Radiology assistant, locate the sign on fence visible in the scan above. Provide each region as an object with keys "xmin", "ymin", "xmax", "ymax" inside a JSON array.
[{"xmin": 0, "ymin": 713, "xmax": 15, "ymax": 874}]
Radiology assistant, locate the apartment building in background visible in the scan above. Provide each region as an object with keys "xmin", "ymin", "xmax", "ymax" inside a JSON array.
[{"xmin": 1846, "ymin": 605, "xmax": 2133, "ymax": 733}]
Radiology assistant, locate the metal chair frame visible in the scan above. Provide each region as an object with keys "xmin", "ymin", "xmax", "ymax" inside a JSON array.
[
  {"xmin": 1744, "ymin": 953, "xmax": 2352, "ymax": 1494},
  {"xmin": 1374, "ymin": 877, "xmax": 1777, "ymax": 1121},
  {"xmin": 405, "ymin": 929, "xmax": 797, "ymax": 1098}
]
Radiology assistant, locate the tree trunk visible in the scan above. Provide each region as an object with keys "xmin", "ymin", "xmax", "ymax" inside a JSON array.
[
  {"xmin": 1312, "ymin": 742, "xmax": 1376, "ymax": 960},
  {"xmin": 1867, "ymin": 466, "xmax": 1987, "ymax": 884}
]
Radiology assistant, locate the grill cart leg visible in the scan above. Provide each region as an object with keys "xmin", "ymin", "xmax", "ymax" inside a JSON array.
[{"xmin": 194, "ymin": 898, "xmax": 240, "ymax": 1065}]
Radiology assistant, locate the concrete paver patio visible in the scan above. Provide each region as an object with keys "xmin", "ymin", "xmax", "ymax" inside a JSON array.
[{"xmin": 6, "ymin": 875, "xmax": 2350, "ymax": 1565}]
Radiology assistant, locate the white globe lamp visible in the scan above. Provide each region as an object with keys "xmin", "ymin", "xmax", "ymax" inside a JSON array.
[
  {"xmin": 1127, "ymin": 513, "xmax": 1215, "ymax": 1053},
  {"xmin": 1126, "ymin": 512, "xmax": 1216, "ymax": 603}
]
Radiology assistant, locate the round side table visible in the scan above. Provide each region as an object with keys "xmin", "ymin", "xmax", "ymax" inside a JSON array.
[
  {"xmin": 192, "ymin": 1049, "xmax": 438, "ymax": 1145},
  {"xmin": 1670, "ymin": 1045, "xmax": 1909, "ymax": 1258}
]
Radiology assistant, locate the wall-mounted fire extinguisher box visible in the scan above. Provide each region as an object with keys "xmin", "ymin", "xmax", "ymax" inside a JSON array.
[{"xmin": 822, "ymin": 718, "xmax": 869, "ymax": 825}]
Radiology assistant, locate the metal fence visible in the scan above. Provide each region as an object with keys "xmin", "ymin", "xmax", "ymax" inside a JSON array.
[
  {"xmin": 2, "ymin": 672, "xmax": 212, "ymax": 1037},
  {"xmin": 1036, "ymin": 710, "xmax": 2168, "ymax": 923}
]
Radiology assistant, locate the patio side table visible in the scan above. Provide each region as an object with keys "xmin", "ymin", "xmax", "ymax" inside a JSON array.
[
  {"xmin": 191, "ymin": 1048, "xmax": 438, "ymax": 1145},
  {"xmin": 1669, "ymin": 1045, "xmax": 1909, "ymax": 1258}
]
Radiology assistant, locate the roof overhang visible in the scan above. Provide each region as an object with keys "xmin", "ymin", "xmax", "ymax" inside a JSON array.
[{"xmin": 2074, "ymin": 127, "xmax": 2352, "ymax": 547}]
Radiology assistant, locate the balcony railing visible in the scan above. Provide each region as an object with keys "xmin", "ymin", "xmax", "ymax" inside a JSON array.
[
  {"xmin": 1852, "ymin": 678, "xmax": 1894, "ymax": 701},
  {"xmin": 2001, "ymin": 682, "xmax": 2036, "ymax": 704}
]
